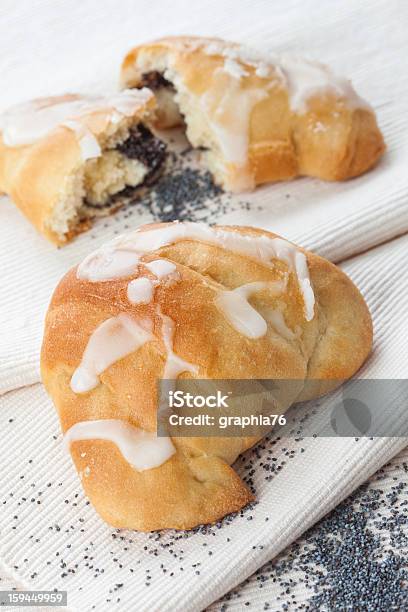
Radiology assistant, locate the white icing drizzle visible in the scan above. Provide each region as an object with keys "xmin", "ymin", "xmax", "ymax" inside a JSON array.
[
  {"xmin": 215, "ymin": 281, "xmax": 284, "ymax": 339},
  {"xmin": 70, "ymin": 313, "xmax": 153, "ymax": 393},
  {"xmin": 62, "ymin": 119, "xmax": 101, "ymax": 160},
  {"xmin": 78, "ymin": 247, "xmax": 141, "ymax": 281},
  {"xmin": 201, "ymin": 69, "xmax": 267, "ymax": 168},
  {"xmin": 265, "ymin": 309, "xmax": 296, "ymax": 340},
  {"xmin": 77, "ymin": 247, "xmax": 179, "ymax": 284},
  {"xmin": 312, "ymin": 120, "xmax": 327, "ymax": 133},
  {"xmin": 104, "ymin": 89, "xmax": 154, "ymax": 116},
  {"xmin": 126, "ymin": 259, "xmax": 178, "ymax": 306},
  {"xmin": 223, "ymin": 57, "xmax": 249, "ymax": 79},
  {"xmin": 76, "ymin": 254, "xmax": 194, "ymax": 388},
  {"xmin": 204, "ymin": 41, "xmax": 275, "ymax": 80},
  {"xmin": 70, "ymin": 250, "xmax": 197, "ymax": 475},
  {"xmin": 112, "ymin": 223, "xmax": 314, "ymax": 321},
  {"xmin": 276, "ymin": 55, "xmax": 369, "ymax": 114},
  {"xmin": 122, "ymin": 265, "xmax": 195, "ymax": 381},
  {"xmin": 201, "ymin": 40, "xmax": 369, "ymax": 114},
  {"xmin": 145, "ymin": 259, "xmax": 177, "ymax": 278},
  {"xmin": 64, "ymin": 419, "xmax": 175, "ymax": 471},
  {"xmin": 70, "ymin": 225, "xmax": 312, "ymax": 476},
  {"xmin": 127, "ymin": 277, "xmax": 155, "ymax": 304},
  {"xmin": 268, "ymin": 239, "xmax": 315, "ymax": 321},
  {"xmin": 159, "ymin": 311, "xmax": 198, "ymax": 379},
  {"xmin": 0, "ymin": 88, "xmax": 153, "ymax": 159}
]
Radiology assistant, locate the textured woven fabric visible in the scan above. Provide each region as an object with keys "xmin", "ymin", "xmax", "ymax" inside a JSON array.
[
  {"xmin": 208, "ymin": 445, "xmax": 408, "ymax": 611},
  {"xmin": 1, "ymin": 234, "xmax": 407, "ymax": 611}
]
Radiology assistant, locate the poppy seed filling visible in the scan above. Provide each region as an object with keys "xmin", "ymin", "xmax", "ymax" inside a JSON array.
[
  {"xmin": 83, "ymin": 124, "xmax": 167, "ymax": 210},
  {"xmin": 117, "ymin": 123, "xmax": 167, "ymax": 177},
  {"xmin": 140, "ymin": 71, "xmax": 174, "ymax": 90}
]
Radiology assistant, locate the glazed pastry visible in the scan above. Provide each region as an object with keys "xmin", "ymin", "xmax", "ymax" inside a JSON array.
[
  {"xmin": 121, "ymin": 36, "xmax": 385, "ymax": 191},
  {"xmin": 0, "ymin": 89, "xmax": 167, "ymax": 244},
  {"xmin": 41, "ymin": 222, "xmax": 372, "ymax": 531}
]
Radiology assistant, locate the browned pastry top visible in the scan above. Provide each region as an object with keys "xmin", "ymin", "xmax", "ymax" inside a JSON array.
[
  {"xmin": 121, "ymin": 36, "xmax": 385, "ymax": 190},
  {"xmin": 41, "ymin": 223, "xmax": 372, "ymax": 530}
]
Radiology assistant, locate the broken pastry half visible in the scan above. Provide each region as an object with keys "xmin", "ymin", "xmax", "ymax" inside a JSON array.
[
  {"xmin": 121, "ymin": 36, "xmax": 385, "ymax": 192},
  {"xmin": 0, "ymin": 89, "xmax": 167, "ymax": 244},
  {"xmin": 41, "ymin": 222, "xmax": 373, "ymax": 531}
]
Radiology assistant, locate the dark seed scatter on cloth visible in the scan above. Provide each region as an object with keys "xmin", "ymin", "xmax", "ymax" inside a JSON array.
[
  {"xmin": 1, "ymin": 403, "xmax": 317, "ymax": 607},
  {"xmin": 212, "ymin": 455, "xmax": 408, "ymax": 612},
  {"xmin": 2, "ymin": 393, "xmax": 408, "ymax": 610},
  {"xmin": 128, "ymin": 148, "xmax": 227, "ymax": 224},
  {"xmin": 146, "ymin": 167, "xmax": 223, "ymax": 222},
  {"xmin": 89, "ymin": 148, "xmax": 255, "ymax": 239}
]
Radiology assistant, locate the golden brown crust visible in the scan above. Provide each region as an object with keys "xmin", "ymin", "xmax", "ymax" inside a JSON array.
[
  {"xmin": 121, "ymin": 36, "xmax": 385, "ymax": 191},
  {"xmin": 0, "ymin": 93, "xmax": 157, "ymax": 245},
  {"xmin": 0, "ymin": 126, "xmax": 80, "ymax": 243},
  {"xmin": 41, "ymin": 224, "xmax": 372, "ymax": 530}
]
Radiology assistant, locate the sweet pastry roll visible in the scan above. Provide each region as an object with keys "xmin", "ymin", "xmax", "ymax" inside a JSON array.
[
  {"xmin": 0, "ymin": 89, "xmax": 167, "ymax": 244},
  {"xmin": 121, "ymin": 36, "xmax": 385, "ymax": 191},
  {"xmin": 41, "ymin": 222, "xmax": 372, "ymax": 530}
]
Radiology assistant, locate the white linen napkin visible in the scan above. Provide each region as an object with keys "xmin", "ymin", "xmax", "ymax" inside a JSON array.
[
  {"xmin": 1, "ymin": 0, "xmax": 408, "ymax": 394},
  {"xmin": 1, "ymin": 233, "xmax": 407, "ymax": 611}
]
